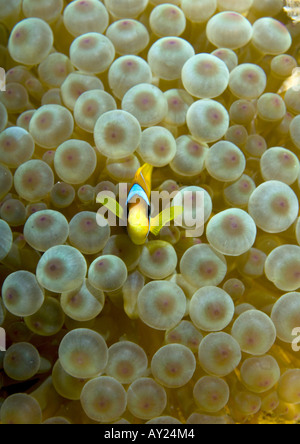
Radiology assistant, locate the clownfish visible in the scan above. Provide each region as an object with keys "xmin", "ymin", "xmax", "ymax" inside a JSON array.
[{"xmin": 98, "ymin": 163, "xmax": 183, "ymax": 245}]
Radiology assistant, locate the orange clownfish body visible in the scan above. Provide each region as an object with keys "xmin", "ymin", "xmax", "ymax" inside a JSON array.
[{"xmin": 126, "ymin": 163, "xmax": 153, "ymax": 245}]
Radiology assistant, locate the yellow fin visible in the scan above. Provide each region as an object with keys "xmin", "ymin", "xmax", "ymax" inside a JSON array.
[
  {"xmin": 96, "ymin": 194, "xmax": 124, "ymax": 220},
  {"xmin": 133, "ymin": 163, "xmax": 153, "ymax": 199},
  {"xmin": 150, "ymin": 206, "xmax": 184, "ymax": 237}
]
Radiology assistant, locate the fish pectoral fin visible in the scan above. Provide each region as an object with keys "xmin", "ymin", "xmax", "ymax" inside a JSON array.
[
  {"xmin": 150, "ymin": 206, "xmax": 184, "ymax": 236},
  {"xmin": 96, "ymin": 194, "xmax": 124, "ymax": 220}
]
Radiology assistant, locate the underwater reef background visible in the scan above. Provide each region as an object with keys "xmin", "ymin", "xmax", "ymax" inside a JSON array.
[{"xmin": 0, "ymin": 0, "xmax": 300, "ymax": 424}]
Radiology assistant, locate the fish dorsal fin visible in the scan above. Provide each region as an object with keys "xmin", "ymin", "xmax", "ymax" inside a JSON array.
[
  {"xmin": 132, "ymin": 163, "xmax": 153, "ymax": 200},
  {"xmin": 150, "ymin": 205, "xmax": 184, "ymax": 237}
]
